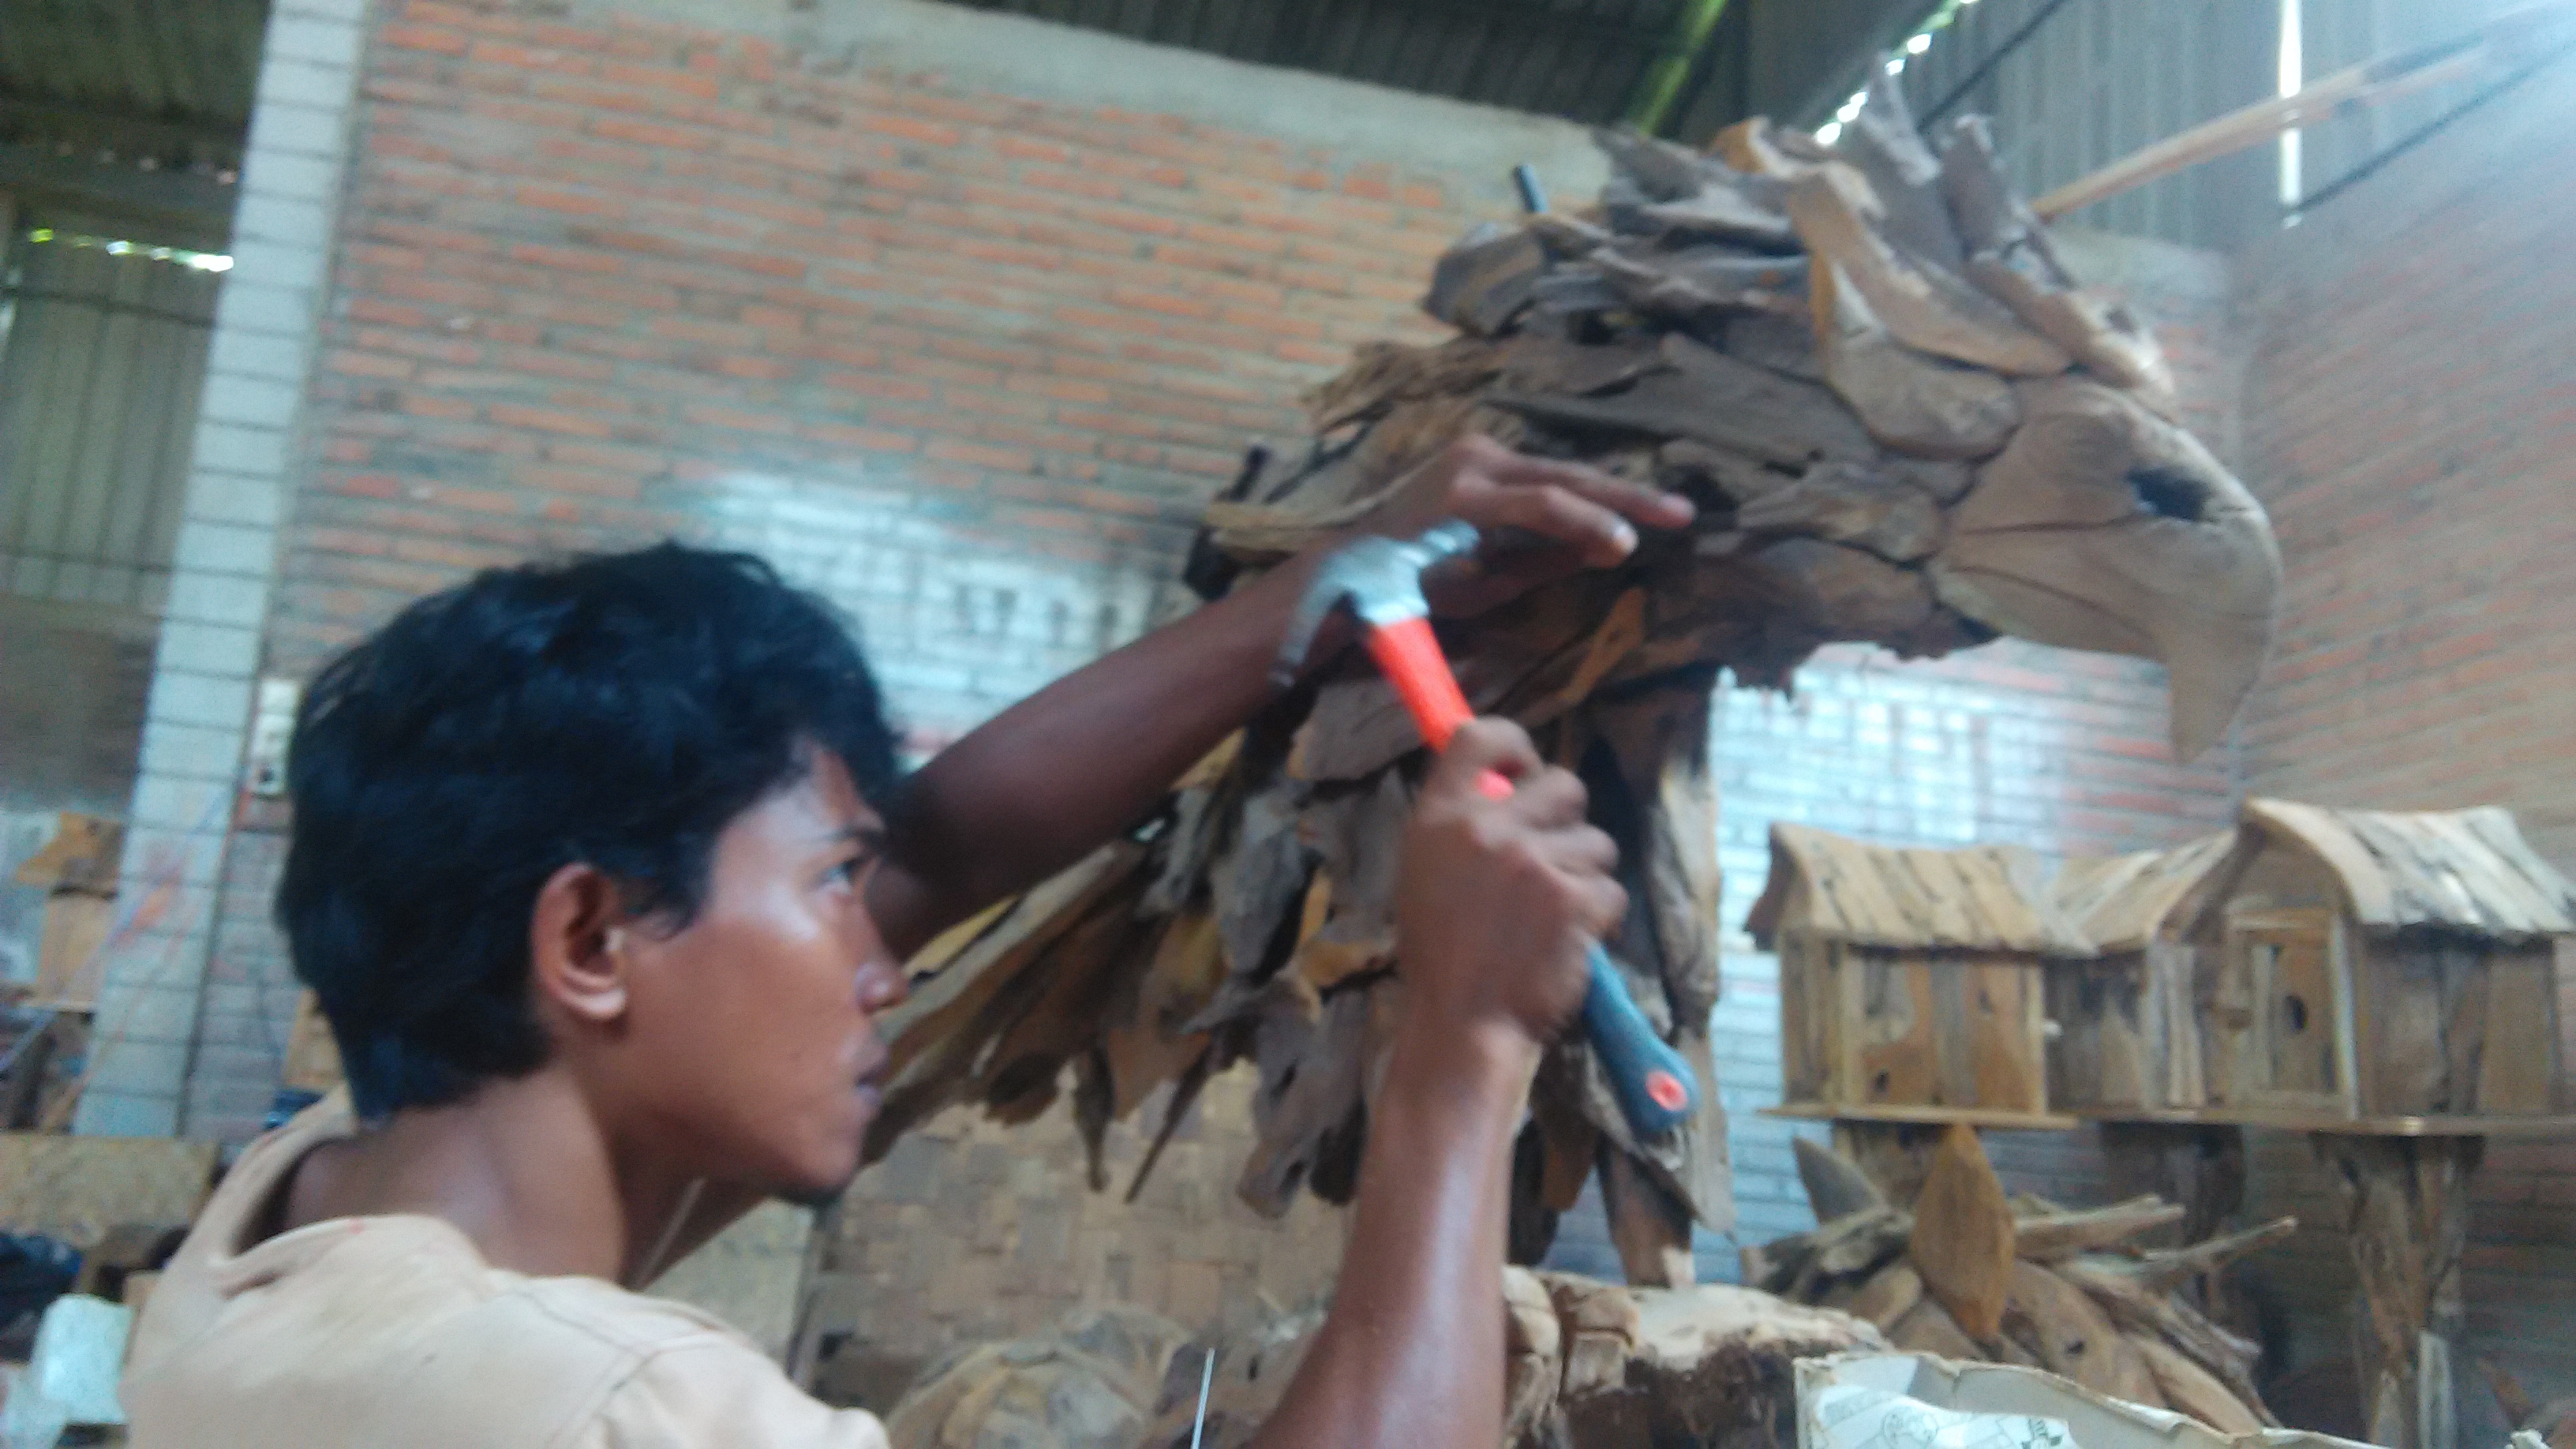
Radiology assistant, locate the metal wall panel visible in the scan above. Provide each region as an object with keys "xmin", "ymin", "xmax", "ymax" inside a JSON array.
[
  {"xmin": 1896, "ymin": 0, "xmax": 2280, "ymax": 249},
  {"xmin": 2293, "ymin": 0, "xmax": 2521, "ymax": 209},
  {"xmin": 0, "ymin": 233, "xmax": 216, "ymax": 616}
]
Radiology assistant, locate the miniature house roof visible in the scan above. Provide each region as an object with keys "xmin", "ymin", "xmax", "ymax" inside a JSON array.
[
  {"xmin": 2050, "ymin": 832, "xmax": 2236, "ymax": 955},
  {"xmin": 1747, "ymin": 822, "xmax": 2090, "ymax": 955},
  {"xmin": 2239, "ymin": 798, "xmax": 2576, "ymax": 942}
]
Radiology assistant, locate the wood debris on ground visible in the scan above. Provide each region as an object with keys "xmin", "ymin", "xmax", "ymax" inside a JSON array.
[
  {"xmin": 882, "ymin": 1271, "xmax": 1883, "ymax": 1449},
  {"xmin": 1747, "ymin": 1128, "xmax": 2293, "ymax": 1433},
  {"xmin": 857, "ymin": 79, "xmax": 2283, "ymax": 1286}
]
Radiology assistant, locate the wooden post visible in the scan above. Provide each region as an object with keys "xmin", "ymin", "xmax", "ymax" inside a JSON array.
[{"xmin": 2312, "ymin": 1133, "xmax": 2484, "ymax": 1449}]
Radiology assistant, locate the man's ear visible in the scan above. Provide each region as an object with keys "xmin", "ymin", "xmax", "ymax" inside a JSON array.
[{"xmin": 529, "ymin": 861, "xmax": 632, "ymax": 1027}]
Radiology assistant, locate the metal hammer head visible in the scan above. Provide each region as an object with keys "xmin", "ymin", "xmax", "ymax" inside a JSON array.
[{"xmin": 1271, "ymin": 520, "xmax": 1481, "ymax": 689}]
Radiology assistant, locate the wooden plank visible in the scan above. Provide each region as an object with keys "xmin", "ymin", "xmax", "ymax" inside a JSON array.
[
  {"xmin": 1963, "ymin": 960, "xmax": 2044, "ymax": 1114},
  {"xmin": 2261, "ymin": 915, "xmax": 2338, "ymax": 1099},
  {"xmin": 1845, "ymin": 954, "xmax": 1940, "ymax": 1108},
  {"xmin": 1765, "ymin": 1102, "xmax": 2079, "ymax": 1129},
  {"xmin": 2475, "ymin": 947, "xmax": 2559, "ymax": 1114},
  {"xmin": 2152, "ymin": 940, "xmax": 2206, "ymax": 1108},
  {"xmin": 2246, "ymin": 799, "xmax": 2398, "ymax": 926},
  {"xmin": 1899, "ymin": 850, "xmax": 1981, "ymax": 949},
  {"xmin": 1779, "ymin": 932, "xmax": 1826, "ymax": 1103},
  {"xmin": 2418, "ymin": 811, "xmax": 2559, "ymax": 937},
  {"xmin": 2458, "ymin": 809, "xmax": 2576, "ymax": 934}
]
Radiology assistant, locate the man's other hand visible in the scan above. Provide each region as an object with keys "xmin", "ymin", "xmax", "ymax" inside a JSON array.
[
  {"xmin": 1394, "ymin": 717, "xmax": 1625, "ymax": 1069},
  {"xmin": 1370, "ymin": 434, "xmax": 1696, "ymax": 618}
]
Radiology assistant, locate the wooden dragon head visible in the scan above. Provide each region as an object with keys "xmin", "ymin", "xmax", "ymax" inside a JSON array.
[{"xmin": 860, "ymin": 80, "xmax": 2282, "ymax": 1282}]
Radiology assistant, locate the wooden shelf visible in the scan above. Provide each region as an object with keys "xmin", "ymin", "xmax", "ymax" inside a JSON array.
[
  {"xmin": 2076, "ymin": 1107, "xmax": 2576, "ymax": 1138},
  {"xmin": 1762, "ymin": 1101, "xmax": 2080, "ymax": 1131}
]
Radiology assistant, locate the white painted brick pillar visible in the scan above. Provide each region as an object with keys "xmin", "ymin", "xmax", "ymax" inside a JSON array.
[{"xmin": 75, "ymin": 0, "xmax": 371, "ymax": 1137}]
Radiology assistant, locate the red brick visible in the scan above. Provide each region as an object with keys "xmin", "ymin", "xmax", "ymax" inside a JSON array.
[{"xmin": 381, "ymin": 22, "xmax": 470, "ymax": 56}]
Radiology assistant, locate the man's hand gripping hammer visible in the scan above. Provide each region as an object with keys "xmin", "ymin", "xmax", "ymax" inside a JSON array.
[{"xmin": 1276, "ymin": 522, "xmax": 1699, "ymax": 1140}]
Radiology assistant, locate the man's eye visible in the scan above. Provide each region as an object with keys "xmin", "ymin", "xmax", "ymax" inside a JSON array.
[{"xmin": 831, "ymin": 853, "xmax": 875, "ymax": 886}]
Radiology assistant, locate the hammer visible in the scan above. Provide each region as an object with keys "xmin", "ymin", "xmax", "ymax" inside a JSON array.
[{"xmin": 1278, "ymin": 522, "xmax": 1699, "ymax": 1140}]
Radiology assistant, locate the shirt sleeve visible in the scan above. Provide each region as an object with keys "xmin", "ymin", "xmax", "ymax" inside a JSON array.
[{"xmin": 591, "ymin": 1337, "xmax": 889, "ymax": 1449}]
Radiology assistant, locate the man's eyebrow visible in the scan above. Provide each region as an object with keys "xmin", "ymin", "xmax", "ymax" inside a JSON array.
[{"xmin": 832, "ymin": 822, "xmax": 889, "ymax": 850}]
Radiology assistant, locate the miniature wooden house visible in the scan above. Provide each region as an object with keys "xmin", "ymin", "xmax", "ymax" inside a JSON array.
[
  {"xmin": 1748, "ymin": 823, "xmax": 2088, "ymax": 1123},
  {"xmin": 2046, "ymin": 832, "xmax": 2234, "ymax": 1114},
  {"xmin": 2057, "ymin": 800, "xmax": 2576, "ymax": 1126}
]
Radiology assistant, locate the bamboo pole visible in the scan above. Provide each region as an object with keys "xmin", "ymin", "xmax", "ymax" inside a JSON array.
[{"xmin": 2032, "ymin": 0, "xmax": 2576, "ymax": 220}]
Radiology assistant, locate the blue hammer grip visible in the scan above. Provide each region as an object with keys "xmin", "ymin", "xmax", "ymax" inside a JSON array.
[{"xmin": 1580, "ymin": 944, "xmax": 1698, "ymax": 1140}]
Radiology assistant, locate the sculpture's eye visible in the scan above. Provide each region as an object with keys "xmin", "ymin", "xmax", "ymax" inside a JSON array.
[{"xmin": 2127, "ymin": 467, "xmax": 2208, "ymax": 523}]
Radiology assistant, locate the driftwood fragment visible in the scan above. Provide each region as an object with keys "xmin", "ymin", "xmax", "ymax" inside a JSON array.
[
  {"xmin": 1908, "ymin": 1125, "xmax": 2017, "ymax": 1340},
  {"xmin": 2011, "ymin": 1196, "xmax": 2188, "ymax": 1261},
  {"xmin": 1795, "ymin": 1135, "xmax": 1888, "ymax": 1223}
]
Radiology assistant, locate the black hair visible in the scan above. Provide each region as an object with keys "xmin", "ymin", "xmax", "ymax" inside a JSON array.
[{"xmin": 277, "ymin": 542, "xmax": 901, "ymax": 1118}]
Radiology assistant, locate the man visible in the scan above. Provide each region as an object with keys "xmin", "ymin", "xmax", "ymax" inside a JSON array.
[{"xmin": 123, "ymin": 437, "xmax": 1694, "ymax": 1447}]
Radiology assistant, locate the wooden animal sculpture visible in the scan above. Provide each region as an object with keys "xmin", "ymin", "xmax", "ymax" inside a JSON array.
[{"xmin": 856, "ymin": 77, "xmax": 2283, "ymax": 1286}]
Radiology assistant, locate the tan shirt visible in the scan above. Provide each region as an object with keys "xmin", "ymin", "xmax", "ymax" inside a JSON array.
[{"xmin": 124, "ymin": 1095, "xmax": 886, "ymax": 1449}]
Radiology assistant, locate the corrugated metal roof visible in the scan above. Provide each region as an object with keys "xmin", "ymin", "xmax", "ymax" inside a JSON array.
[
  {"xmin": 1747, "ymin": 822, "xmax": 2091, "ymax": 955},
  {"xmin": 0, "ymin": 0, "xmax": 268, "ymax": 171},
  {"xmin": 2243, "ymin": 799, "xmax": 2576, "ymax": 942}
]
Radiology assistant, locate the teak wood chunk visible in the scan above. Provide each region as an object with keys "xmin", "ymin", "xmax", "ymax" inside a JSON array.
[
  {"xmin": 2316, "ymin": 1133, "xmax": 2482, "ymax": 1449},
  {"xmin": 1907, "ymin": 1124, "xmax": 2016, "ymax": 1340},
  {"xmin": 2003, "ymin": 1259, "xmax": 2163, "ymax": 1404},
  {"xmin": 1832, "ymin": 1120, "xmax": 1944, "ymax": 1211},
  {"xmin": 1795, "ymin": 1135, "xmax": 1889, "ymax": 1223}
]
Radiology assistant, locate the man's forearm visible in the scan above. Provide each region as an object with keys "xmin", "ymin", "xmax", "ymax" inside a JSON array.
[
  {"xmin": 872, "ymin": 549, "xmax": 1340, "ymax": 955},
  {"xmin": 1250, "ymin": 1022, "xmax": 1532, "ymax": 1449}
]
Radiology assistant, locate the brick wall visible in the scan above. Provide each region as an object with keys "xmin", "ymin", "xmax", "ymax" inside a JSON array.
[
  {"xmin": 159, "ymin": 0, "xmax": 2256, "ymax": 1380},
  {"xmin": 174, "ymin": 0, "xmax": 1585, "ymax": 1142},
  {"xmin": 2223, "ymin": 57, "xmax": 2576, "ymax": 1443}
]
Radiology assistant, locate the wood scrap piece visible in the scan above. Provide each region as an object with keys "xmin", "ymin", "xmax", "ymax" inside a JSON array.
[
  {"xmin": 1795, "ymin": 1136, "xmax": 1888, "ymax": 1223},
  {"xmin": 1708, "ymin": 117, "xmax": 1822, "ymax": 181},
  {"xmin": 1497, "ymin": 334, "xmax": 1667, "ymax": 397},
  {"xmin": 1593, "ymin": 125, "xmax": 1706, "ymax": 200},
  {"xmin": 1813, "ymin": 260, "xmax": 2020, "ymax": 460},
  {"xmin": 1734, "ymin": 459, "xmax": 1945, "ymax": 563},
  {"xmin": 2012, "ymin": 1196, "xmax": 2188, "ymax": 1261},
  {"xmin": 1886, "ymin": 1297, "xmax": 1982, "ymax": 1359},
  {"xmin": 1425, "ymin": 223, "xmax": 1544, "ymax": 335},
  {"xmin": 1235, "ymin": 983, "xmax": 1373, "ymax": 1216},
  {"xmin": 2135, "ymin": 1334, "xmax": 2265, "ymax": 1434},
  {"xmin": 1907, "ymin": 1124, "xmax": 2016, "ymax": 1340},
  {"xmin": 1846, "ymin": 1263, "xmax": 1923, "ymax": 1329},
  {"xmin": 1601, "ymin": 1136, "xmax": 1697, "ymax": 1288},
  {"xmin": 1657, "ymin": 331, "xmax": 1877, "ymax": 462},
  {"xmin": 1627, "ymin": 185, "xmax": 1797, "ymax": 249},
  {"xmin": 1833, "ymin": 1119, "xmax": 1942, "ymax": 1209},
  {"xmin": 1938, "ymin": 116, "xmax": 2176, "ymax": 410},
  {"xmin": 2003, "ymin": 1259, "xmax": 2162, "ymax": 1402},
  {"xmin": 2124, "ymin": 1215, "xmax": 2300, "ymax": 1290},
  {"xmin": 2059, "ymin": 1256, "xmax": 2275, "ymax": 1424},
  {"xmin": 1837, "ymin": 70, "xmax": 1966, "ymax": 274},
  {"xmin": 1739, "ymin": 537, "xmax": 1935, "ymax": 643},
  {"xmin": 1503, "ymin": 1267, "xmax": 1563, "ymax": 1443},
  {"xmin": 1589, "ymin": 245, "xmax": 1805, "ymax": 319},
  {"xmin": 1784, "ymin": 163, "xmax": 2070, "ymax": 376},
  {"xmin": 1546, "ymin": 1270, "xmax": 1644, "ymax": 1403}
]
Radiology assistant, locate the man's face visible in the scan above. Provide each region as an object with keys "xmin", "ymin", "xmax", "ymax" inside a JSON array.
[{"xmin": 612, "ymin": 749, "xmax": 905, "ymax": 1201}]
